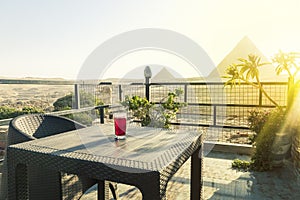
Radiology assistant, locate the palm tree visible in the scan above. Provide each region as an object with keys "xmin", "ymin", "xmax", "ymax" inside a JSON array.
[
  {"xmin": 273, "ymin": 51, "xmax": 300, "ymax": 109},
  {"xmin": 224, "ymin": 54, "xmax": 279, "ymax": 107}
]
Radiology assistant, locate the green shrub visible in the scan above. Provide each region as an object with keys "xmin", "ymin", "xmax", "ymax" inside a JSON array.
[
  {"xmin": 122, "ymin": 89, "xmax": 186, "ymax": 128},
  {"xmin": 250, "ymin": 109, "xmax": 286, "ymax": 171},
  {"xmin": 0, "ymin": 106, "xmax": 44, "ymax": 120},
  {"xmin": 0, "ymin": 106, "xmax": 19, "ymax": 119},
  {"xmin": 53, "ymin": 94, "xmax": 72, "ymax": 111},
  {"xmin": 53, "ymin": 92, "xmax": 103, "ymax": 126},
  {"xmin": 122, "ymin": 95, "xmax": 153, "ymax": 126},
  {"xmin": 232, "ymin": 159, "xmax": 252, "ymax": 171},
  {"xmin": 232, "ymin": 109, "xmax": 286, "ymax": 171},
  {"xmin": 53, "ymin": 91, "xmax": 102, "ymax": 111},
  {"xmin": 247, "ymin": 109, "xmax": 272, "ymax": 144},
  {"xmin": 21, "ymin": 106, "xmax": 44, "ymax": 114}
]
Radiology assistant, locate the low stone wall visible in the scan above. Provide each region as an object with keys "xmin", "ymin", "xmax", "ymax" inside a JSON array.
[
  {"xmin": 205, "ymin": 141, "xmax": 254, "ymax": 155},
  {"xmin": 291, "ymin": 135, "xmax": 300, "ymax": 182}
]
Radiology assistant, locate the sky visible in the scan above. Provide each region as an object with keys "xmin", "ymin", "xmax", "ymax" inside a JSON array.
[{"xmin": 1, "ymin": 0, "xmax": 300, "ymax": 80}]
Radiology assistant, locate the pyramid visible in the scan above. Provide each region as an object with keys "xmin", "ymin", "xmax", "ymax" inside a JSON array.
[
  {"xmin": 152, "ymin": 67, "xmax": 176, "ymax": 82},
  {"xmin": 207, "ymin": 36, "xmax": 286, "ymax": 81}
]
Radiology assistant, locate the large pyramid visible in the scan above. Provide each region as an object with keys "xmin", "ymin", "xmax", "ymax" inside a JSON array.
[
  {"xmin": 207, "ymin": 36, "xmax": 287, "ymax": 81},
  {"xmin": 152, "ymin": 67, "xmax": 176, "ymax": 82}
]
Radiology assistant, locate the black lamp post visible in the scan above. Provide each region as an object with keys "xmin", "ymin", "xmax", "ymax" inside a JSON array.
[{"xmin": 144, "ymin": 66, "xmax": 152, "ymax": 101}]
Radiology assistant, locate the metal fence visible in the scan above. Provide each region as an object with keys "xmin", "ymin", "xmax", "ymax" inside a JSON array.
[
  {"xmin": 78, "ymin": 80, "xmax": 289, "ymax": 143},
  {"xmin": 0, "ymin": 79, "xmax": 293, "ymax": 147}
]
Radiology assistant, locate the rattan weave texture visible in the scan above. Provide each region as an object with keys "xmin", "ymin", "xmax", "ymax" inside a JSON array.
[
  {"xmin": 1, "ymin": 114, "xmax": 97, "ymax": 200},
  {"xmin": 7, "ymin": 125, "xmax": 202, "ymax": 200}
]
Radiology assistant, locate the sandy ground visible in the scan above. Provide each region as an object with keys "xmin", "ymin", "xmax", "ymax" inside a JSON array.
[
  {"xmin": 0, "ymin": 84, "xmax": 74, "ymax": 159},
  {"xmin": 0, "ymin": 84, "xmax": 73, "ymax": 111}
]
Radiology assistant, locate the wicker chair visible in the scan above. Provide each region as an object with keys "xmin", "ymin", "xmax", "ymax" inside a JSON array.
[{"xmin": 0, "ymin": 114, "xmax": 98, "ymax": 200}]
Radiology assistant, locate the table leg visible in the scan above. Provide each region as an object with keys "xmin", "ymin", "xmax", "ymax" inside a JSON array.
[
  {"xmin": 191, "ymin": 145, "xmax": 202, "ymax": 200},
  {"xmin": 7, "ymin": 162, "xmax": 28, "ymax": 200},
  {"xmin": 98, "ymin": 180, "xmax": 105, "ymax": 200},
  {"xmin": 138, "ymin": 178, "xmax": 161, "ymax": 200}
]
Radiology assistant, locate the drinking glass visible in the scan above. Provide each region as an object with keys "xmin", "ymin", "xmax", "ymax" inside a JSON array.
[{"xmin": 114, "ymin": 112, "xmax": 127, "ymax": 139}]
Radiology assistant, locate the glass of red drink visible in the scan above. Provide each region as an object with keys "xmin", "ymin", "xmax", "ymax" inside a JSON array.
[{"xmin": 114, "ymin": 112, "xmax": 127, "ymax": 139}]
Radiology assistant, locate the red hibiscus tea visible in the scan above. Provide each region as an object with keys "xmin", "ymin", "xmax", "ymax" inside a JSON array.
[{"xmin": 114, "ymin": 113, "xmax": 127, "ymax": 139}]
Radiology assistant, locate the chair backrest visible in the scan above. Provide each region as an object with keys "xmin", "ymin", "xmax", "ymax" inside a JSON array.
[
  {"xmin": 7, "ymin": 114, "xmax": 86, "ymax": 145},
  {"xmin": 1, "ymin": 114, "xmax": 88, "ymax": 200}
]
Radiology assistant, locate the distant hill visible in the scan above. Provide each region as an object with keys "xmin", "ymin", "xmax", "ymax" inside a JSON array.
[
  {"xmin": 0, "ymin": 76, "xmax": 70, "ymax": 81},
  {"xmin": 207, "ymin": 36, "xmax": 288, "ymax": 82},
  {"xmin": 0, "ymin": 77, "xmax": 74, "ymax": 85}
]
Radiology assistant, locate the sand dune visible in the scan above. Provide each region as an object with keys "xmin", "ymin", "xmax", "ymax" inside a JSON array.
[{"xmin": 0, "ymin": 84, "xmax": 73, "ymax": 111}]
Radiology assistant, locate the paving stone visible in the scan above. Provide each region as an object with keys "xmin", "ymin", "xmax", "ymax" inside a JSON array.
[
  {"xmin": 80, "ymin": 151, "xmax": 300, "ymax": 199},
  {"xmin": 1, "ymin": 151, "xmax": 298, "ymax": 199}
]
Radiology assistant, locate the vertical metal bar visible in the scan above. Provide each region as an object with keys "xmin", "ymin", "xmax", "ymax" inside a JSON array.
[
  {"xmin": 259, "ymin": 83, "xmax": 263, "ymax": 107},
  {"xmin": 287, "ymin": 77, "xmax": 294, "ymax": 110},
  {"xmin": 100, "ymin": 107, "xmax": 105, "ymax": 124},
  {"xmin": 118, "ymin": 85, "xmax": 122, "ymax": 102},
  {"xmin": 74, "ymin": 84, "xmax": 80, "ymax": 109},
  {"xmin": 184, "ymin": 84, "xmax": 188, "ymax": 103},
  {"xmin": 145, "ymin": 77, "xmax": 150, "ymax": 101},
  {"xmin": 144, "ymin": 66, "xmax": 152, "ymax": 101},
  {"xmin": 213, "ymin": 105, "xmax": 217, "ymax": 126}
]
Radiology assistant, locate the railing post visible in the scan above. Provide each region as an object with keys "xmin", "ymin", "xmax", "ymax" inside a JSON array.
[
  {"xmin": 118, "ymin": 85, "xmax": 122, "ymax": 102},
  {"xmin": 145, "ymin": 78, "xmax": 150, "ymax": 101},
  {"xmin": 74, "ymin": 84, "xmax": 80, "ymax": 109},
  {"xmin": 95, "ymin": 105, "xmax": 109, "ymax": 124},
  {"xmin": 259, "ymin": 86, "xmax": 263, "ymax": 107},
  {"xmin": 144, "ymin": 66, "xmax": 152, "ymax": 101},
  {"xmin": 213, "ymin": 105, "xmax": 217, "ymax": 127},
  {"xmin": 184, "ymin": 84, "xmax": 188, "ymax": 103},
  {"xmin": 287, "ymin": 77, "xmax": 294, "ymax": 110},
  {"xmin": 99, "ymin": 107, "xmax": 105, "ymax": 124}
]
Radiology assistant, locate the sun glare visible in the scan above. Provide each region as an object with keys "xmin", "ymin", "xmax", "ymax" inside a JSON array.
[{"xmin": 284, "ymin": 85, "xmax": 300, "ymax": 134}]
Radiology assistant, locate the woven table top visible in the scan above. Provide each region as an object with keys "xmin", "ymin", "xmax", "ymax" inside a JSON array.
[{"xmin": 9, "ymin": 125, "xmax": 202, "ymax": 174}]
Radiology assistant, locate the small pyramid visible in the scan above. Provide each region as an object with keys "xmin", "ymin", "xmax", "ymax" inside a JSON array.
[
  {"xmin": 207, "ymin": 36, "xmax": 285, "ymax": 81},
  {"xmin": 152, "ymin": 67, "xmax": 175, "ymax": 82}
]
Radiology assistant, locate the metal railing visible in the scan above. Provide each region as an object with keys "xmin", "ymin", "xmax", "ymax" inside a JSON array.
[
  {"xmin": 75, "ymin": 80, "xmax": 290, "ymax": 142},
  {"xmin": 0, "ymin": 78, "xmax": 291, "ymax": 143}
]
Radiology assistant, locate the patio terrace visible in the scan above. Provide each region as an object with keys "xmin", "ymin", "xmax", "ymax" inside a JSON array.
[
  {"xmin": 1, "ymin": 149, "xmax": 298, "ymax": 199},
  {"xmin": 80, "ymin": 150, "xmax": 300, "ymax": 200},
  {"xmin": 0, "ymin": 79, "xmax": 300, "ymax": 199}
]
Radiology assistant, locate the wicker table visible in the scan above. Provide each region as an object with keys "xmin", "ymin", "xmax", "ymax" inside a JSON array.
[{"xmin": 7, "ymin": 125, "xmax": 203, "ymax": 200}]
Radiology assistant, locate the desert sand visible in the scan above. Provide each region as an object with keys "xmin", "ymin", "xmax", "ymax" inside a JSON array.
[{"xmin": 0, "ymin": 84, "xmax": 74, "ymax": 111}]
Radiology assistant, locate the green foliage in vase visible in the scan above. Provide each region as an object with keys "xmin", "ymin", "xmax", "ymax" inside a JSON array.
[
  {"xmin": 122, "ymin": 95, "xmax": 153, "ymax": 127},
  {"xmin": 160, "ymin": 89, "xmax": 186, "ymax": 128},
  {"xmin": 122, "ymin": 89, "xmax": 186, "ymax": 128}
]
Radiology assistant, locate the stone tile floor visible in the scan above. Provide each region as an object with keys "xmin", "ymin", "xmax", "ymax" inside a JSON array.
[
  {"xmin": 81, "ymin": 151, "xmax": 300, "ymax": 200},
  {"xmin": 0, "ymin": 151, "xmax": 298, "ymax": 199}
]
